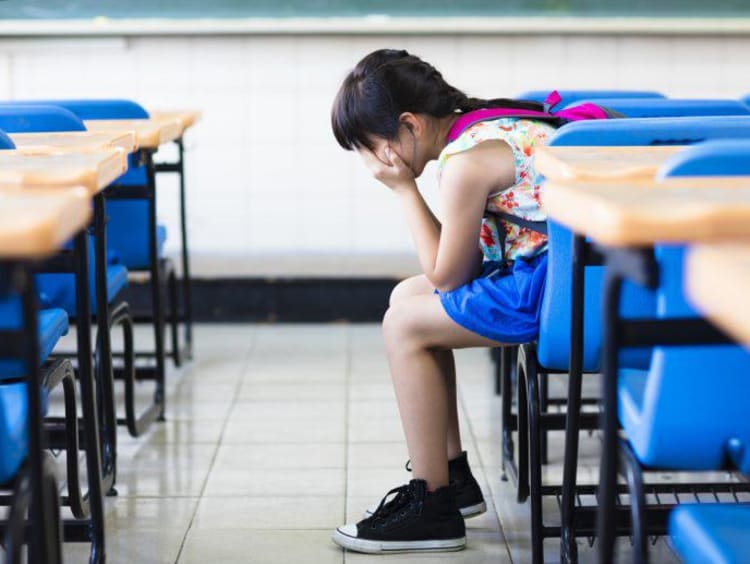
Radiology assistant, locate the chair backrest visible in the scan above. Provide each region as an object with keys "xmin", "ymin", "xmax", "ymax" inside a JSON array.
[
  {"xmin": 568, "ymin": 98, "xmax": 750, "ymax": 118},
  {"xmin": 0, "ymin": 130, "xmax": 15, "ymax": 150},
  {"xmin": 657, "ymin": 139, "xmax": 750, "ymax": 178},
  {"xmin": 551, "ymin": 115, "xmax": 750, "ymax": 146},
  {"xmin": 536, "ymin": 221, "xmax": 654, "ymax": 371},
  {"xmin": 0, "ymin": 104, "xmax": 85, "ymax": 133},
  {"xmin": 632, "ymin": 139, "xmax": 750, "ymax": 471},
  {"xmin": 2, "ymin": 99, "xmax": 149, "ymax": 120},
  {"xmin": 635, "ymin": 343, "xmax": 750, "ymax": 470},
  {"xmin": 516, "ymin": 89, "xmax": 664, "ymax": 106}
]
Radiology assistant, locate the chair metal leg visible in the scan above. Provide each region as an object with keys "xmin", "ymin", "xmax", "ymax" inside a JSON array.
[
  {"xmin": 620, "ymin": 440, "xmax": 649, "ymax": 564},
  {"xmin": 111, "ymin": 301, "xmax": 162, "ymax": 437},
  {"xmin": 523, "ymin": 344, "xmax": 545, "ymax": 564},
  {"xmin": 501, "ymin": 346, "xmax": 517, "ymax": 483},
  {"xmin": 539, "ymin": 371, "xmax": 549, "ymax": 466},
  {"xmin": 516, "ymin": 347, "xmax": 530, "ymax": 504}
]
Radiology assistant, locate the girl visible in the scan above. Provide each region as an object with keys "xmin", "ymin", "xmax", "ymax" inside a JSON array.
[{"xmin": 330, "ymin": 49, "xmax": 554, "ymax": 554}]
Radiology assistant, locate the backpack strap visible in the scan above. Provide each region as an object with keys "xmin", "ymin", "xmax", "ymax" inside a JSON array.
[
  {"xmin": 485, "ymin": 211, "xmax": 548, "ymax": 262},
  {"xmin": 446, "ymin": 90, "xmax": 616, "ymax": 143},
  {"xmin": 487, "ymin": 211, "xmax": 548, "ymax": 236}
]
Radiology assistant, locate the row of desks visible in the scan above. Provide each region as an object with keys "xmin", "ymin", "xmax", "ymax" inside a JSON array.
[
  {"xmin": 0, "ymin": 109, "xmax": 199, "ymax": 258},
  {"xmin": 536, "ymin": 144, "xmax": 750, "ymax": 348},
  {"xmin": 532, "ymin": 140, "xmax": 750, "ymax": 563}
]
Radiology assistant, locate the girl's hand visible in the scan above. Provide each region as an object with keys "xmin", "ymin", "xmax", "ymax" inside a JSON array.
[{"xmin": 359, "ymin": 146, "xmax": 416, "ymax": 193}]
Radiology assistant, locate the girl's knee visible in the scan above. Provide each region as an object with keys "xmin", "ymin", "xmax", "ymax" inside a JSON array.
[
  {"xmin": 389, "ymin": 275, "xmax": 432, "ymax": 307},
  {"xmin": 382, "ymin": 302, "xmax": 421, "ymax": 348}
]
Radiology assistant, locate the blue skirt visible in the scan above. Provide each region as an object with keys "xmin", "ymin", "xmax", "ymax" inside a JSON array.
[{"xmin": 438, "ymin": 253, "xmax": 548, "ymax": 344}]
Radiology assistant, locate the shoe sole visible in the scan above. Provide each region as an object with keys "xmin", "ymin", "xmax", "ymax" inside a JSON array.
[
  {"xmin": 460, "ymin": 501, "xmax": 487, "ymax": 518},
  {"xmin": 332, "ymin": 528, "xmax": 466, "ymax": 554},
  {"xmin": 363, "ymin": 500, "xmax": 487, "ymax": 520}
]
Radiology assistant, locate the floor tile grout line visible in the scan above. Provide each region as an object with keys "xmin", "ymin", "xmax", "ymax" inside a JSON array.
[
  {"xmin": 457, "ymin": 370, "xmax": 516, "ymax": 564},
  {"xmin": 342, "ymin": 324, "xmax": 351, "ymax": 564},
  {"xmin": 173, "ymin": 327, "xmax": 259, "ymax": 564}
]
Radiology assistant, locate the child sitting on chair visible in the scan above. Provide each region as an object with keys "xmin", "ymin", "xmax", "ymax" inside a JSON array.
[{"xmin": 330, "ymin": 49, "xmax": 552, "ymax": 554}]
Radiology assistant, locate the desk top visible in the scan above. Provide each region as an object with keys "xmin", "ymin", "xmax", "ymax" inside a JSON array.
[
  {"xmin": 0, "ymin": 187, "xmax": 91, "ymax": 258},
  {"xmin": 83, "ymin": 118, "xmax": 182, "ymax": 149},
  {"xmin": 9, "ymin": 131, "xmax": 137, "ymax": 154},
  {"xmin": 543, "ymin": 176, "xmax": 750, "ymax": 246},
  {"xmin": 535, "ymin": 145, "xmax": 685, "ymax": 182},
  {"xmin": 149, "ymin": 110, "xmax": 202, "ymax": 133},
  {"xmin": 0, "ymin": 150, "xmax": 127, "ymax": 195},
  {"xmin": 687, "ymin": 244, "xmax": 750, "ymax": 348}
]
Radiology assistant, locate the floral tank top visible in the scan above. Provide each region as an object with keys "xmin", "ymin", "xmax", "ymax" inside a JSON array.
[{"xmin": 437, "ymin": 118, "xmax": 556, "ymax": 262}]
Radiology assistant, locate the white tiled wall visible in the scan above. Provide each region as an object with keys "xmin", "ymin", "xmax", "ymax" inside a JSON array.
[{"xmin": 0, "ymin": 32, "xmax": 748, "ymax": 277}]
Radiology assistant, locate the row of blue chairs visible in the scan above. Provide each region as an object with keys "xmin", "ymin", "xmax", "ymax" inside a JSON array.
[
  {"xmin": 495, "ymin": 91, "xmax": 750, "ymax": 563},
  {"xmin": 0, "ymin": 100, "xmax": 195, "ymax": 562}
]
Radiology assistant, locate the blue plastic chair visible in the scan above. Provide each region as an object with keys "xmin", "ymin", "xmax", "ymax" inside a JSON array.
[
  {"xmin": 552, "ymin": 115, "xmax": 750, "ymax": 146},
  {"xmin": 1, "ymin": 99, "xmax": 150, "ymax": 121},
  {"xmin": 568, "ymin": 98, "xmax": 750, "ymax": 118},
  {"xmin": 516, "ymin": 89, "xmax": 664, "ymax": 106},
  {"xmin": 0, "ymin": 104, "xmax": 85, "ymax": 133},
  {"xmin": 0, "ymin": 301, "xmax": 68, "ymax": 479},
  {"xmin": 0, "ymin": 130, "xmax": 14, "ymax": 149},
  {"xmin": 670, "ymin": 504, "xmax": 750, "ymax": 564},
  {"xmin": 657, "ymin": 139, "xmax": 750, "ymax": 179}
]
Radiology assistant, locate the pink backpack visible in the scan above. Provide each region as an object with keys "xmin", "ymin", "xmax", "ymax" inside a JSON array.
[{"xmin": 446, "ymin": 90, "xmax": 619, "ymax": 142}]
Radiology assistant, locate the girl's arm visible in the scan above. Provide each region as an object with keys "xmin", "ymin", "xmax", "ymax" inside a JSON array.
[{"xmin": 361, "ymin": 141, "xmax": 515, "ymax": 292}]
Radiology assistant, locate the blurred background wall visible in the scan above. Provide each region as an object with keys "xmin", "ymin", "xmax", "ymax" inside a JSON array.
[{"xmin": 0, "ymin": 26, "xmax": 747, "ymax": 279}]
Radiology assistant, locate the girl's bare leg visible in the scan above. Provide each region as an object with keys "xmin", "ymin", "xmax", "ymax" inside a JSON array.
[
  {"xmin": 382, "ymin": 292, "xmax": 504, "ymax": 491},
  {"xmin": 389, "ymin": 276, "xmax": 463, "ymax": 462}
]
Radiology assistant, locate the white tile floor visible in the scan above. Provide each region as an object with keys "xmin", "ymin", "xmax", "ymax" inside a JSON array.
[{"xmin": 54, "ymin": 323, "xmax": 682, "ymax": 563}]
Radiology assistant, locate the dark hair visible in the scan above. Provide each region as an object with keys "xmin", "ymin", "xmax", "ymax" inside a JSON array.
[{"xmin": 331, "ymin": 49, "xmax": 544, "ymax": 151}]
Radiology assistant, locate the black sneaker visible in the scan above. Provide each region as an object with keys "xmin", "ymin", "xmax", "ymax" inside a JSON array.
[
  {"xmin": 332, "ymin": 479, "xmax": 466, "ymax": 554},
  {"xmin": 363, "ymin": 451, "xmax": 486, "ymax": 519}
]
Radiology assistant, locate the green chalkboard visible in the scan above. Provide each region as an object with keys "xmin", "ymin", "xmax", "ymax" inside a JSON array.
[{"xmin": 0, "ymin": 0, "xmax": 748, "ymax": 19}]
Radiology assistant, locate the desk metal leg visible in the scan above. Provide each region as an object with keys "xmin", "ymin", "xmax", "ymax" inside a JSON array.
[
  {"xmin": 597, "ymin": 269, "xmax": 624, "ymax": 563},
  {"xmin": 146, "ymin": 152, "xmax": 166, "ymax": 420},
  {"xmin": 73, "ymin": 232, "xmax": 106, "ymax": 564},
  {"xmin": 176, "ymin": 138, "xmax": 193, "ymax": 359},
  {"xmin": 560, "ymin": 234, "xmax": 586, "ymax": 564},
  {"xmin": 92, "ymin": 194, "xmax": 118, "ymax": 495},
  {"xmin": 20, "ymin": 266, "xmax": 57, "ymax": 564}
]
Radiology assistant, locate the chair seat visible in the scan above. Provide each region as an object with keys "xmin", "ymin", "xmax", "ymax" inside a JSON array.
[
  {"xmin": 0, "ymin": 302, "xmax": 69, "ymax": 381},
  {"xmin": 670, "ymin": 504, "xmax": 750, "ymax": 564},
  {"xmin": 0, "ymin": 382, "xmax": 31, "ymax": 484},
  {"xmin": 36, "ymin": 264, "xmax": 129, "ymax": 316}
]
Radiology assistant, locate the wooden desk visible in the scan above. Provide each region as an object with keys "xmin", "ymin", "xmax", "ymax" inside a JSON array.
[
  {"xmin": 84, "ymin": 118, "xmax": 182, "ymax": 150},
  {"xmin": 543, "ymin": 177, "xmax": 750, "ymax": 246},
  {"xmin": 535, "ymin": 145, "xmax": 685, "ymax": 182},
  {"xmin": 686, "ymin": 244, "xmax": 750, "ymax": 348},
  {"xmin": 0, "ymin": 187, "xmax": 91, "ymax": 258},
  {"xmin": 149, "ymin": 110, "xmax": 201, "ymax": 135},
  {"xmin": 0, "ymin": 150, "xmax": 127, "ymax": 195},
  {"xmin": 9, "ymin": 131, "xmax": 137, "ymax": 155}
]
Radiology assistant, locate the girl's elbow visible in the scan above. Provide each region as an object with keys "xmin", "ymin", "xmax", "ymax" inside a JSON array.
[{"xmin": 432, "ymin": 276, "xmax": 467, "ymax": 294}]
